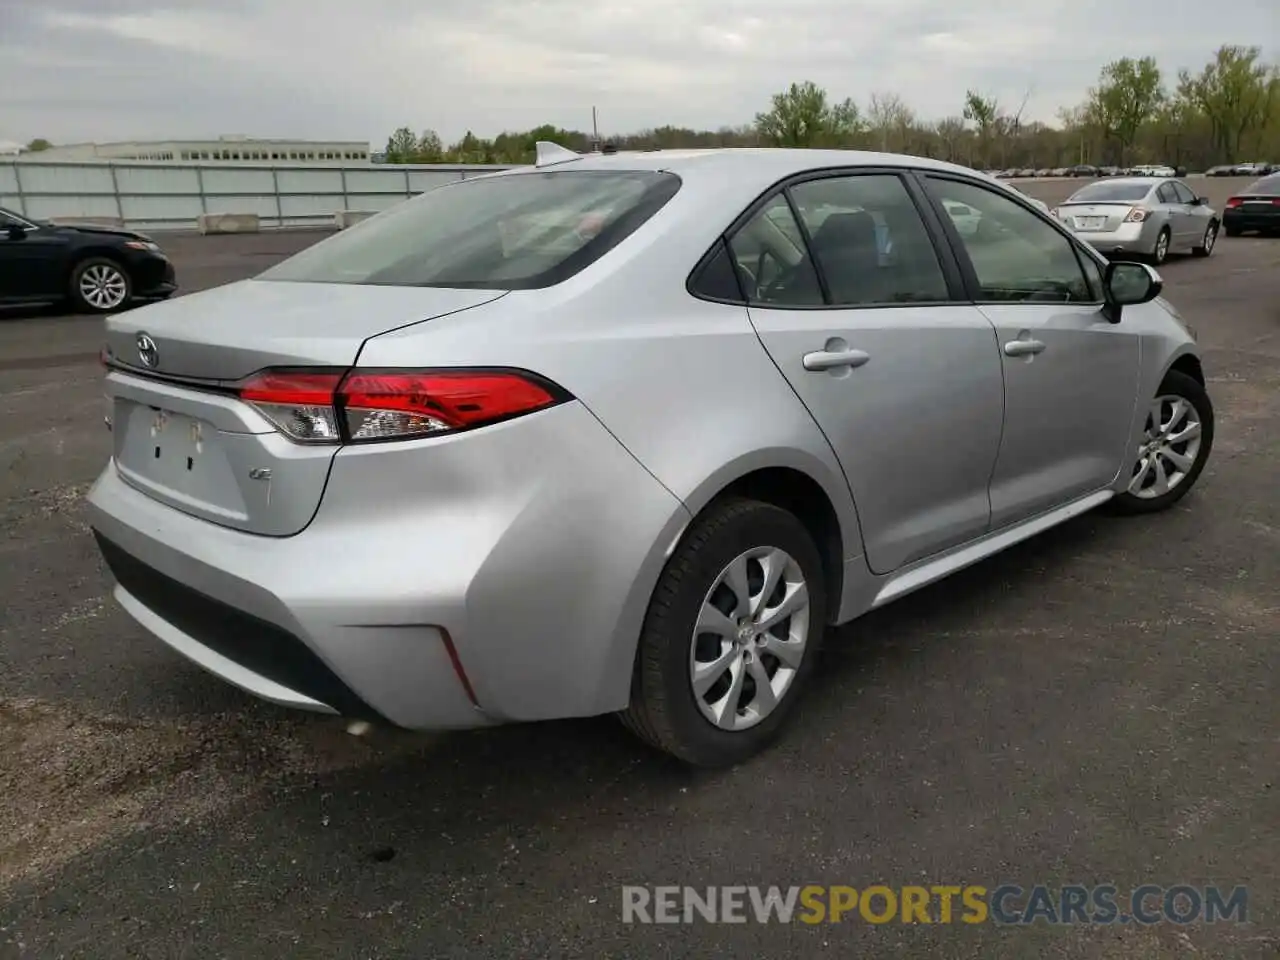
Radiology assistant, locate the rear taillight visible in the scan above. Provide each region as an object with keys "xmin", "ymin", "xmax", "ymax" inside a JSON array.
[
  {"xmin": 1123, "ymin": 207, "xmax": 1150, "ymax": 223},
  {"xmin": 236, "ymin": 368, "xmax": 568, "ymax": 444},
  {"xmin": 1224, "ymin": 197, "xmax": 1241, "ymax": 208},
  {"xmin": 238, "ymin": 370, "xmax": 345, "ymax": 443}
]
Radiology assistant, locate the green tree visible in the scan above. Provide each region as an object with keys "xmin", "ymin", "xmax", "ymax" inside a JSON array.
[
  {"xmin": 416, "ymin": 130, "xmax": 444, "ymax": 162},
  {"xmin": 754, "ymin": 81, "xmax": 864, "ymax": 148},
  {"xmin": 1087, "ymin": 56, "xmax": 1165, "ymax": 164},
  {"xmin": 1178, "ymin": 45, "xmax": 1278, "ymax": 161},
  {"xmin": 962, "ymin": 91, "xmax": 1000, "ymax": 166},
  {"xmin": 384, "ymin": 126, "xmax": 418, "ymax": 162},
  {"xmin": 25, "ymin": 138, "xmax": 53, "ymax": 152}
]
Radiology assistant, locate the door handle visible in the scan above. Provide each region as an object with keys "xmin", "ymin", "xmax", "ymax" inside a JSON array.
[
  {"xmin": 802, "ymin": 348, "xmax": 870, "ymax": 372},
  {"xmin": 1003, "ymin": 338, "xmax": 1046, "ymax": 357}
]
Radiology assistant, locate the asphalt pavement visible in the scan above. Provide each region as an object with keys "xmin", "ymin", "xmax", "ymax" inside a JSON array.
[{"xmin": 0, "ymin": 178, "xmax": 1278, "ymax": 959}]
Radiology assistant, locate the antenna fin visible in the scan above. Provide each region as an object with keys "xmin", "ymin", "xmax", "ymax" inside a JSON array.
[{"xmin": 534, "ymin": 141, "xmax": 581, "ymax": 167}]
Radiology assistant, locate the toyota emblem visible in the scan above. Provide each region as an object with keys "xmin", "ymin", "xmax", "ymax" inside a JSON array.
[{"xmin": 136, "ymin": 332, "xmax": 159, "ymax": 368}]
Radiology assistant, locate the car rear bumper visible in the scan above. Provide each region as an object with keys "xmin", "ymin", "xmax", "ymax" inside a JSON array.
[
  {"xmin": 1066, "ymin": 219, "xmax": 1158, "ymax": 256},
  {"xmin": 1222, "ymin": 208, "xmax": 1280, "ymax": 232},
  {"xmin": 87, "ymin": 400, "xmax": 691, "ymax": 730}
]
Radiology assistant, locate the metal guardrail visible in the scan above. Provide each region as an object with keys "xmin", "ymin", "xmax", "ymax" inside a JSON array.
[{"xmin": 0, "ymin": 159, "xmax": 518, "ymax": 231}]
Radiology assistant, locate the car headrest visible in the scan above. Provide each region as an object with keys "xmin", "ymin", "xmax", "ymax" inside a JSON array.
[{"xmin": 811, "ymin": 211, "xmax": 879, "ymax": 250}]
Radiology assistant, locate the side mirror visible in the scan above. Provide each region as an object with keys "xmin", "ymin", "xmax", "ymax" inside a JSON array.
[
  {"xmin": 5, "ymin": 224, "xmax": 25, "ymax": 240},
  {"xmin": 1103, "ymin": 261, "xmax": 1162, "ymax": 321},
  {"xmin": 1197, "ymin": 196, "xmax": 1209, "ymax": 206}
]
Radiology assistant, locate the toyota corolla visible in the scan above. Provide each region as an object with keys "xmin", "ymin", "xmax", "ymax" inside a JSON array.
[{"xmin": 89, "ymin": 147, "xmax": 1213, "ymax": 767}]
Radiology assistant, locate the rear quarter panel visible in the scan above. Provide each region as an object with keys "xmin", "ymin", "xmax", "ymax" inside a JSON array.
[{"xmin": 357, "ymin": 165, "xmax": 867, "ymax": 630}]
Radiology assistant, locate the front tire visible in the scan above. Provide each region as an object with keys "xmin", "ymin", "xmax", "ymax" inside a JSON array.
[
  {"xmin": 1192, "ymin": 221, "xmax": 1217, "ymax": 257},
  {"xmin": 620, "ymin": 498, "xmax": 828, "ymax": 767},
  {"xmin": 69, "ymin": 257, "xmax": 132, "ymax": 313},
  {"xmin": 1109, "ymin": 370, "xmax": 1214, "ymax": 515}
]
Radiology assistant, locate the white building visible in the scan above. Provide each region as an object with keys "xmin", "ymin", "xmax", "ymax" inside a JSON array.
[
  {"xmin": 27, "ymin": 135, "xmax": 371, "ymax": 163},
  {"xmin": 0, "ymin": 140, "xmax": 22, "ymax": 157}
]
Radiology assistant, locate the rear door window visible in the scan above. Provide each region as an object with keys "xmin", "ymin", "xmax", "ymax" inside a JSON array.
[{"xmin": 786, "ymin": 174, "xmax": 951, "ymax": 306}]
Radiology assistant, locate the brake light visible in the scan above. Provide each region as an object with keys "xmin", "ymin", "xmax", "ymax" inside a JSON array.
[
  {"xmin": 1224, "ymin": 197, "xmax": 1242, "ymax": 208},
  {"xmin": 1123, "ymin": 207, "xmax": 1150, "ymax": 223},
  {"xmin": 236, "ymin": 368, "xmax": 568, "ymax": 444}
]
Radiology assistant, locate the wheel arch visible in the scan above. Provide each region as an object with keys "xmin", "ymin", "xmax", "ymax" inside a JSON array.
[
  {"xmin": 63, "ymin": 246, "xmax": 130, "ymax": 287},
  {"xmin": 1167, "ymin": 352, "xmax": 1205, "ymax": 387},
  {"xmin": 673, "ymin": 452, "xmax": 861, "ymax": 626}
]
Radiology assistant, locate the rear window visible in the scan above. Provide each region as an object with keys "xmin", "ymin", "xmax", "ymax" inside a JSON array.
[
  {"xmin": 1067, "ymin": 182, "xmax": 1153, "ymax": 203},
  {"xmin": 259, "ymin": 170, "xmax": 681, "ymax": 290},
  {"xmin": 1244, "ymin": 174, "xmax": 1280, "ymax": 195}
]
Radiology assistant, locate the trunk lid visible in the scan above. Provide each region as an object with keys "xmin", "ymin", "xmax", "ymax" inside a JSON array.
[
  {"xmin": 103, "ymin": 279, "xmax": 505, "ymax": 382},
  {"xmin": 1056, "ymin": 202, "xmax": 1136, "ymax": 233},
  {"xmin": 103, "ymin": 279, "xmax": 507, "ymax": 536}
]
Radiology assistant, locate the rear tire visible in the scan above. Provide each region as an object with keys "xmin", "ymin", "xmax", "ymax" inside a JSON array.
[
  {"xmin": 1108, "ymin": 370, "xmax": 1213, "ymax": 515},
  {"xmin": 619, "ymin": 498, "xmax": 828, "ymax": 767},
  {"xmin": 1223, "ymin": 224, "xmax": 1242, "ymax": 238},
  {"xmin": 69, "ymin": 257, "xmax": 132, "ymax": 313},
  {"xmin": 1150, "ymin": 226, "xmax": 1171, "ymax": 266},
  {"xmin": 1192, "ymin": 221, "xmax": 1217, "ymax": 257}
]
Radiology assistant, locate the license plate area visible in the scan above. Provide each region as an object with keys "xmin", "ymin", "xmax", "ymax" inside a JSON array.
[
  {"xmin": 1074, "ymin": 216, "xmax": 1106, "ymax": 230},
  {"xmin": 113, "ymin": 399, "xmax": 250, "ymax": 522},
  {"xmin": 140, "ymin": 408, "xmax": 205, "ymax": 482}
]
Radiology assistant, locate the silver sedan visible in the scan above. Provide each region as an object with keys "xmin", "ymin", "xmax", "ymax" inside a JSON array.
[
  {"xmin": 88, "ymin": 148, "xmax": 1214, "ymax": 767},
  {"xmin": 1054, "ymin": 177, "xmax": 1219, "ymax": 264}
]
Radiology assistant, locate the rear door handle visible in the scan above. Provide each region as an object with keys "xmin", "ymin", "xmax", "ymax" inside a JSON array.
[
  {"xmin": 1003, "ymin": 338, "xmax": 1046, "ymax": 357},
  {"xmin": 802, "ymin": 348, "xmax": 870, "ymax": 372}
]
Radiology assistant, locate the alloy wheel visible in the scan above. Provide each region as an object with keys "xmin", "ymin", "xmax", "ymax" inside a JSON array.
[
  {"xmin": 79, "ymin": 264, "xmax": 128, "ymax": 310},
  {"xmin": 1202, "ymin": 223, "xmax": 1217, "ymax": 253},
  {"xmin": 1128, "ymin": 394, "xmax": 1203, "ymax": 499},
  {"xmin": 1154, "ymin": 230, "xmax": 1170, "ymax": 264},
  {"xmin": 689, "ymin": 546, "xmax": 810, "ymax": 731}
]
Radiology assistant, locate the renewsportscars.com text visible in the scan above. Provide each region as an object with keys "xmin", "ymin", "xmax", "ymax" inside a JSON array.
[{"xmin": 621, "ymin": 884, "xmax": 1249, "ymax": 925}]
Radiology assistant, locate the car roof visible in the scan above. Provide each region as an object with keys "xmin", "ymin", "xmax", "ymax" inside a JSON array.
[
  {"xmin": 523, "ymin": 147, "xmax": 992, "ymax": 183},
  {"xmin": 1075, "ymin": 177, "xmax": 1162, "ymax": 187}
]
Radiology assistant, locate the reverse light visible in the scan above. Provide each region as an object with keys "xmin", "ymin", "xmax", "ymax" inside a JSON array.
[
  {"xmin": 236, "ymin": 367, "xmax": 569, "ymax": 444},
  {"xmin": 1123, "ymin": 207, "xmax": 1151, "ymax": 223}
]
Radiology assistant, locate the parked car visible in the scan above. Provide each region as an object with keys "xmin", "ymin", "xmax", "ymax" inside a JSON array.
[
  {"xmin": 1231, "ymin": 162, "xmax": 1268, "ymax": 176},
  {"xmin": 1067, "ymin": 164, "xmax": 1099, "ymax": 177},
  {"xmin": 88, "ymin": 147, "xmax": 1214, "ymax": 767},
  {"xmin": 0, "ymin": 207, "xmax": 177, "ymax": 312},
  {"xmin": 1205, "ymin": 165, "xmax": 1234, "ymax": 177},
  {"xmin": 1222, "ymin": 172, "xmax": 1280, "ymax": 236},
  {"xmin": 1053, "ymin": 177, "xmax": 1219, "ymax": 264}
]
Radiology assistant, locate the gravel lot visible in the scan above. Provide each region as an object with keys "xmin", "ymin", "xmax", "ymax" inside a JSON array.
[{"xmin": 1, "ymin": 176, "xmax": 1277, "ymax": 959}]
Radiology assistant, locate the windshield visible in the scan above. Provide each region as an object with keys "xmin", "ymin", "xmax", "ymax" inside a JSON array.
[
  {"xmin": 1244, "ymin": 174, "xmax": 1280, "ymax": 196},
  {"xmin": 1066, "ymin": 182, "xmax": 1153, "ymax": 203},
  {"xmin": 259, "ymin": 170, "xmax": 681, "ymax": 290}
]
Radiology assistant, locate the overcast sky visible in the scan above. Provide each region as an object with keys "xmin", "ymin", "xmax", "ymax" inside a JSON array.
[{"xmin": 1, "ymin": 0, "xmax": 1276, "ymax": 148}]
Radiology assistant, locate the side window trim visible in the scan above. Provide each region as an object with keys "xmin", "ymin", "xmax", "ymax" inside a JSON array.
[
  {"xmin": 779, "ymin": 187, "xmax": 832, "ymax": 305},
  {"xmin": 686, "ymin": 165, "xmax": 970, "ymax": 311},
  {"xmin": 913, "ymin": 172, "xmax": 1103, "ymax": 306}
]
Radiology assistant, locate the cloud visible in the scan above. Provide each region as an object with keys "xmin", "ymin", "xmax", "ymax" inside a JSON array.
[{"xmin": 0, "ymin": 0, "xmax": 1275, "ymax": 147}]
